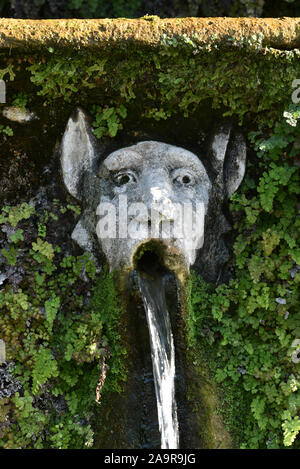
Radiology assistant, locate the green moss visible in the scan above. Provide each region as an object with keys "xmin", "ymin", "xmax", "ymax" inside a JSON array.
[
  {"xmin": 0, "ymin": 64, "xmax": 15, "ymax": 81},
  {"xmin": 89, "ymin": 270, "xmax": 127, "ymax": 394},
  {"xmin": 183, "ymin": 344, "xmax": 234, "ymax": 448},
  {"xmin": 0, "ymin": 124, "xmax": 13, "ymax": 137},
  {"xmin": 0, "ymin": 201, "xmax": 126, "ymax": 449},
  {"xmin": 11, "ymin": 92, "xmax": 29, "ymax": 109},
  {"xmin": 1, "ymin": 35, "xmax": 297, "ymax": 139},
  {"xmin": 187, "ymin": 106, "xmax": 300, "ymax": 448}
]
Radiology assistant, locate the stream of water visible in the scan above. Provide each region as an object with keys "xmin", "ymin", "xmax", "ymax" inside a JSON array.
[{"xmin": 138, "ymin": 271, "xmax": 179, "ymax": 449}]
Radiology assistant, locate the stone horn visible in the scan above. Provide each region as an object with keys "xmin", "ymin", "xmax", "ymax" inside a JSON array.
[{"xmin": 210, "ymin": 124, "xmax": 247, "ymax": 197}]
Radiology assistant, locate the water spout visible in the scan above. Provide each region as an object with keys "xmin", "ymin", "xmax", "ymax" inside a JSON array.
[{"xmin": 136, "ymin": 249, "xmax": 179, "ymax": 449}]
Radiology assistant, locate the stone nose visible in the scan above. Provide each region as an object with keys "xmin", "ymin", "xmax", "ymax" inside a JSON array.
[{"xmin": 141, "ymin": 169, "xmax": 176, "ymax": 222}]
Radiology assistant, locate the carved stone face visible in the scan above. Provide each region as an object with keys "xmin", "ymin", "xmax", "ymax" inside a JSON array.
[
  {"xmin": 60, "ymin": 108, "xmax": 246, "ymax": 275},
  {"xmin": 97, "ymin": 141, "xmax": 211, "ymax": 270}
]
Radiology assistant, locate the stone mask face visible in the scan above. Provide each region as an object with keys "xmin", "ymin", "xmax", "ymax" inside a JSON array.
[
  {"xmin": 97, "ymin": 141, "xmax": 211, "ymax": 270},
  {"xmin": 60, "ymin": 108, "xmax": 246, "ymax": 273}
]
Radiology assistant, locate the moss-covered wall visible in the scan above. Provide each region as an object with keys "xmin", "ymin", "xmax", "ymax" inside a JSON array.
[{"xmin": 0, "ymin": 18, "xmax": 299, "ymax": 449}]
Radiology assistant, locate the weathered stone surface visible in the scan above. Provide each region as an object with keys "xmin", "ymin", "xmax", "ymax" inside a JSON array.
[
  {"xmin": 0, "ymin": 18, "xmax": 299, "ymax": 51},
  {"xmin": 2, "ymin": 106, "xmax": 37, "ymax": 123},
  {"xmin": 61, "ymin": 108, "xmax": 98, "ymax": 200},
  {"xmin": 98, "ymin": 141, "xmax": 211, "ymax": 271},
  {"xmin": 0, "ymin": 362, "xmax": 22, "ymax": 398},
  {"xmin": 0, "ymin": 340, "xmax": 5, "ymax": 364}
]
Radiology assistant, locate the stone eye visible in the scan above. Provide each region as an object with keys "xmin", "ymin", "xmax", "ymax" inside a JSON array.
[
  {"xmin": 172, "ymin": 169, "xmax": 194, "ymax": 187},
  {"xmin": 114, "ymin": 171, "xmax": 136, "ymax": 186},
  {"xmin": 182, "ymin": 175, "xmax": 191, "ymax": 184}
]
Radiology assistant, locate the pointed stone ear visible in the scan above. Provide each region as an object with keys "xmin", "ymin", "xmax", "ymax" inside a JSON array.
[
  {"xmin": 61, "ymin": 108, "xmax": 98, "ymax": 200},
  {"xmin": 211, "ymin": 124, "xmax": 246, "ymax": 197}
]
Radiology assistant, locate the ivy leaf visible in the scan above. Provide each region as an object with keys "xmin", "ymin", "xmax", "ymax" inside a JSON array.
[
  {"xmin": 9, "ymin": 229, "xmax": 24, "ymax": 244},
  {"xmin": 45, "ymin": 295, "xmax": 60, "ymax": 332},
  {"xmin": 32, "ymin": 238, "xmax": 54, "ymax": 260},
  {"xmin": 251, "ymin": 396, "xmax": 267, "ymax": 429},
  {"xmin": 1, "ymin": 245, "xmax": 17, "ymax": 266},
  {"xmin": 108, "ymin": 120, "xmax": 119, "ymax": 137},
  {"xmin": 32, "ymin": 347, "xmax": 58, "ymax": 394},
  {"xmin": 289, "ymin": 248, "xmax": 300, "ymax": 265},
  {"xmin": 248, "ymin": 254, "xmax": 265, "ymax": 283},
  {"xmin": 282, "ymin": 417, "xmax": 300, "ymax": 447},
  {"xmin": 262, "ymin": 229, "xmax": 281, "ymax": 256},
  {"xmin": 215, "ymin": 368, "xmax": 227, "ymax": 383},
  {"xmin": 117, "ymin": 105, "xmax": 127, "ymax": 119}
]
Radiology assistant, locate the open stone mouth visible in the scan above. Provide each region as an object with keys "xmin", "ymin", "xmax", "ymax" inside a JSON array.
[
  {"xmin": 134, "ymin": 241, "xmax": 167, "ymax": 277},
  {"xmin": 132, "ymin": 239, "xmax": 186, "ymax": 280}
]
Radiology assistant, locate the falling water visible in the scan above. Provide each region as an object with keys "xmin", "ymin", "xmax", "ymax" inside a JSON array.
[{"xmin": 138, "ymin": 270, "xmax": 179, "ymax": 449}]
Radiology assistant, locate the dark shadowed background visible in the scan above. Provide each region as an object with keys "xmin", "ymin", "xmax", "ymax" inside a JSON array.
[{"xmin": 0, "ymin": 0, "xmax": 299, "ymax": 19}]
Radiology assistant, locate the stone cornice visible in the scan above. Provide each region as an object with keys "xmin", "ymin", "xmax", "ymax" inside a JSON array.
[{"xmin": 0, "ymin": 17, "xmax": 299, "ymax": 51}]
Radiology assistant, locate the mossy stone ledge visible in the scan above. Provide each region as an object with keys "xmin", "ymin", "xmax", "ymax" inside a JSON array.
[{"xmin": 0, "ymin": 18, "xmax": 299, "ymax": 51}]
